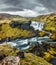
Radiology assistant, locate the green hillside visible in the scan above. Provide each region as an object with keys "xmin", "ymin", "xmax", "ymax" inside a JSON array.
[{"xmin": 0, "ymin": 44, "xmax": 52, "ymax": 65}]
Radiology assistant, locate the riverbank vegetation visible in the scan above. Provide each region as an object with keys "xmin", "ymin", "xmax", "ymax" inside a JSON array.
[
  {"xmin": 0, "ymin": 23, "xmax": 37, "ymax": 42},
  {"xmin": 0, "ymin": 13, "xmax": 56, "ymax": 41},
  {"xmin": 0, "ymin": 44, "xmax": 52, "ymax": 65},
  {"xmin": 0, "ymin": 13, "xmax": 56, "ymax": 42},
  {"xmin": 25, "ymin": 42, "xmax": 56, "ymax": 63},
  {"xmin": 50, "ymin": 34, "xmax": 56, "ymax": 41},
  {"xmin": 31, "ymin": 13, "xmax": 56, "ymax": 32}
]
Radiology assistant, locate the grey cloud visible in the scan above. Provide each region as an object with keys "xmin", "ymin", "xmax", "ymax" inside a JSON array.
[
  {"xmin": 0, "ymin": 0, "xmax": 56, "ymax": 13},
  {"xmin": 1, "ymin": 7, "xmax": 23, "ymax": 11},
  {"xmin": 36, "ymin": 0, "xmax": 56, "ymax": 12},
  {"xmin": 4, "ymin": 0, "xmax": 22, "ymax": 6},
  {"xmin": 0, "ymin": 0, "xmax": 39, "ymax": 11}
]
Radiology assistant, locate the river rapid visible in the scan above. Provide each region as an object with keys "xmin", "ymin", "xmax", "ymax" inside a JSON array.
[{"xmin": 2, "ymin": 21, "xmax": 56, "ymax": 50}]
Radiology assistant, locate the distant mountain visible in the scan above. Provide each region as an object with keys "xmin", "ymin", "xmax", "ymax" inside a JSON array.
[
  {"xmin": 0, "ymin": 13, "xmax": 22, "ymax": 18},
  {"xmin": 30, "ymin": 13, "xmax": 56, "ymax": 22},
  {"xmin": 0, "ymin": 13, "xmax": 12, "ymax": 18}
]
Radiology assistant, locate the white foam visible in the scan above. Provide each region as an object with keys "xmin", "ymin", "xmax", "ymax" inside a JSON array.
[
  {"xmin": 29, "ymin": 37, "xmax": 37, "ymax": 42},
  {"xmin": 30, "ymin": 21, "xmax": 44, "ymax": 31},
  {"xmin": 8, "ymin": 42, "xmax": 17, "ymax": 46},
  {"xmin": 21, "ymin": 45, "xmax": 30, "ymax": 50}
]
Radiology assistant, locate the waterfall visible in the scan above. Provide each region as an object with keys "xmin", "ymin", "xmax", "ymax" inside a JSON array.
[{"xmin": 30, "ymin": 21, "xmax": 44, "ymax": 31}]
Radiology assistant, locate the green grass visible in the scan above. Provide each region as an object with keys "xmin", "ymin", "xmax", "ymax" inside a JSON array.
[
  {"xmin": 0, "ymin": 23, "xmax": 31, "ymax": 40},
  {"xmin": 21, "ymin": 53, "xmax": 52, "ymax": 65},
  {"xmin": 0, "ymin": 44, "xmax": 52, "ymax": 65}
]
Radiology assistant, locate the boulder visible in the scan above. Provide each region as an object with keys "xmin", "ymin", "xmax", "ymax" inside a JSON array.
[
  {"xmin": 17, "ymin": 51, "xmax": 24, "ymax": 58},
  {"xmin": 50, "ymin": 58, "xmax": 56, "ymax": 65},
  {"xmin": 0, "ymin": 56, "xmax": 20, "ymax": 65}
]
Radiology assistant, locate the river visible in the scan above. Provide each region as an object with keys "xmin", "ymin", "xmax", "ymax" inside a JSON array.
[
  {"xmin": 2, "ymin": 21, "xmax": 56, "ymax": 50},
  {"xmin": 7, "ymin": 36, "xmax": 56, "ymax": 50}
]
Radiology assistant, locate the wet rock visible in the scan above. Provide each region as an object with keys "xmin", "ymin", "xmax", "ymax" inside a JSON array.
[
  {"xmin": 21, "ymin": 24, "xmax": 30, "ymax": 30},
  {"xmin": 27, "ymin": 43, "xmax": 44, "ymax": 57}
]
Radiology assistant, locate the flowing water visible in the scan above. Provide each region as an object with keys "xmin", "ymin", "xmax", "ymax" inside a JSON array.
[
  {"xmin": 7, "ymin": 36, "xmax": 56, "ymax": 50},
  {"xmin": 4, "ymin": 21, "xmax": 56, "ymax": 50}
]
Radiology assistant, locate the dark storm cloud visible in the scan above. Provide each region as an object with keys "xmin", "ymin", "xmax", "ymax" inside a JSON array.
[
  {"xmin": 1, "ymin": 7, "xmax": 23, "ymax": 11},
  {"xmin": 4, "ymin": 0, "xmax": 37, "ymax": 8},
  {"xmin": 0, "ymin": 0, "xmax": 55, "ymax": 12},
  {"xmin": 0, "ymin": 0, "xmax": 24, "ymax": 11},
  {"xmin": 4, "ymin": 0, "xmax": 21, "ymax": 5},
  {"xmin": 0, "ymin": 0, "xmax": 39, "ymax": 11},
  {"xmin": 36, "ymin": 0, "xmax": 56, "ymax": 12},
  {"xmin": 0, "ymin": 0, "xmax": 56, "ymax": 14}
]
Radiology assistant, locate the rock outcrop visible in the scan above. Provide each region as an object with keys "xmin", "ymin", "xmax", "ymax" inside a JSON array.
[{"xmin": 0, "ymin": 56, "xmax": 20, "ymax": 65}]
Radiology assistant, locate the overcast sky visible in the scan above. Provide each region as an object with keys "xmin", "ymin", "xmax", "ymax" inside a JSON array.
[{"xmin": 0, "ymin": 0, "xmax": 56, "ymax": 17}]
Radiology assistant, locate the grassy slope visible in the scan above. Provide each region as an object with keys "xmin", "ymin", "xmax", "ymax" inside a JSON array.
[
  {"xmin": 0, "ymin": 13, "xmax": 56, "ymax": 41},
  {"xmin": 0, "ymin": 44, "xmax": 52, "ymax": 65},
  {"xmin": 21, "ymin": 53, "xmax": 52, "ymax": 65},
  {"xmin": 30, "ymin": 13, "xmax": 56, "ymax": 32},
  {"xmin": 0, "ymin": 23, "xmax": 32, "ymax": 40},
  {"xmin": 0, "ymin": 44, "xmax": 20, "ymax": 56},
  {"xmin": 0, "ymin": 15, "xmax": 28, "ymax": 24},
  {"xmin": 0, "ymin": 13, "xmax": 56, "ymax": 32},
  {"xmin": 28, "ymin": 13, "xmax": 56, "ymax": 40}
]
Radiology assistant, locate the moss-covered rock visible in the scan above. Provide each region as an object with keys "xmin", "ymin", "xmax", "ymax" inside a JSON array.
[
  {"xmin": 25, "ymin": 43, "xmax": 56, "ymax": 62},
  {"xmin": 38, "ymin": 31, "xmax": 48, "ymax": 37},
  {"xmin": 50, "ymin": 34, "xmax": 56, "ymax": 41}
]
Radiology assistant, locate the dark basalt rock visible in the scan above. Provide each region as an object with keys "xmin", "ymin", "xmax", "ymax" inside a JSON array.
[
  {"xmin": 0, "ymin": 53, "xmax": 6, "ymax": 60},
  {"xmin": 10, "ymin": 20, "xmax": 34, "ymax": 30},
  {"xmin": 21, "ymin": 24, "xmax": 30, "ymax": 30},
  {"xmin": 17, "ymin": 51, "xmax": 24, "ymax": 58},
  {"xmin": 27, "ymin": 43, "xmax": 45, "ymax": 57},
  {"xmin": 42, "ymin": 42, "xmax": 50, "ymax": 51},
  {"xmin": 50, "ymin": 58, "xmax": 56, "ymax": 65},
  {"xmin": 0, "ymin": 24, "xmax": 2, "ymax": 26},
  {"xmin": 0, "ymin": 24, "xmax": 2, "ymax": 31},
  {"xmin": 10, "ymin": 21, "xmax": 20, "ymax": 28},
  {"xmin": 26, "ymin": 42, "xmax": 55, "ymax": 57}
]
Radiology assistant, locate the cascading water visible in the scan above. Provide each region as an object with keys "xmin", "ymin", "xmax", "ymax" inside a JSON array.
[
  {"xmin": 30, "ymin": 21, "xmax": 44, "ymax": 31},
  {"xmin": 2, "ymin": 21, "xmax": 56, "ymax": 50}
]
